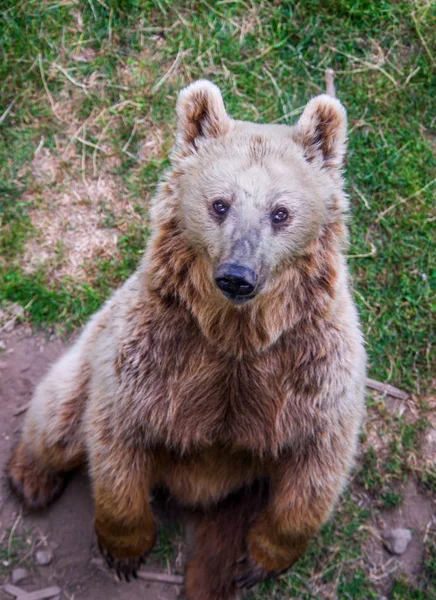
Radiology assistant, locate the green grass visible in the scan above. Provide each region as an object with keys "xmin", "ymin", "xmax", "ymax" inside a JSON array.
[
  {"xmin": 0, "ymin": 271, "xmax": 103, "ymax": 328},
  {"xmin": 151, "ymin": 523, "xmax": 183, "ymax": 565},
  {"xmin": 1, "ymin": 1, "xmax": 435, "ymax": 597},
  {"xmin": 0, "ymin": 527, "xmax": 33, "ymax": 578}
]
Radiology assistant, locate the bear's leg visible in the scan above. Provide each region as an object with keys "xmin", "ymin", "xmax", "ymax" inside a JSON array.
[
  {"xmin": 7, "ymin": 331, "xmax": 92, "ymax": 510},
  {"xmin": 90, "ymin": 436, "xmax": 157, "ymax": 581},
  {"xmin": 238, "ymin": 433, "xmax": 358, "ymax": 590},
  {"xmin": 184, "ymin": 481, "xmax": 268, "ymax": 600}
]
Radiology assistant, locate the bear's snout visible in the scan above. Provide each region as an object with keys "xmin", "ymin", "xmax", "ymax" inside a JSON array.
[{"xmin": 215, "ymin": 264, "xmax": 257, "ymax": 302}]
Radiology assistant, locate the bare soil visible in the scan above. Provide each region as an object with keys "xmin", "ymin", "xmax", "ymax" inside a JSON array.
[
  {"xmin": 0, "ymin": 327, "xmax": 178, "ymax": 600},
  {"xmin": 363, "ymin": 477, "xmax": 435, "ymax": 596}
]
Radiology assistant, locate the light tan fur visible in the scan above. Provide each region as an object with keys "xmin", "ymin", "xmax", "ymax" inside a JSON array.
[{"xmin": 8, "ymin": 80, "xmax": 366, "ymax": 599}]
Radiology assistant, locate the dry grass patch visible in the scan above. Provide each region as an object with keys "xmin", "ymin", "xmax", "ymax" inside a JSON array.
[
  {"xmin": 12, "ymin": 24, "xmax": 174, "ymax": 285},
  {"xmin": 357, "ymin": 389, "xmax": 435, "ymax": 507},
  {"xmin": 21, "ymin": 144, "xmax": 140, "ymax": 283}
]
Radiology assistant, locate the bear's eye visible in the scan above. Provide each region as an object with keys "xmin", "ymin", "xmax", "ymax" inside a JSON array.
[
  {"xmin": 212, "ymin": 200, "xmax": 230, "ymax": 216},
  {"xmin": 271, "ymin": 207, "xmax": 289, "ymax": 224}
]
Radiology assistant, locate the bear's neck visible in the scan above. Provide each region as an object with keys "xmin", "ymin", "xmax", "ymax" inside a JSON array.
[{"xmin": 142, "ymin": 210, "xmax": 345, "ymax": 358}]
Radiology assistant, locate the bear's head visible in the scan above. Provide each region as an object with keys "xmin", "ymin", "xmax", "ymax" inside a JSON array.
[{"xmin": 153, "ymin": 80, "xmax": 348, "ymax": 309}]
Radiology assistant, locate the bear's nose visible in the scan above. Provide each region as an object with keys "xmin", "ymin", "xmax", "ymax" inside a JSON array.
[{"xmin": 215, "ymin": 264, "xmax": 257, "ymax": 298}]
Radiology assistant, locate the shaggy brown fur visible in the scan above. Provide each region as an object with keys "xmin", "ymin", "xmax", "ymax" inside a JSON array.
[{"xmin": 7, "ymin": 80, "xmax": 366, "ymax": 599}]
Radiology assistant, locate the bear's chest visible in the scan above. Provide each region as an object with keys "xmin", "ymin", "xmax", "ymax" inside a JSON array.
[
  {"xmin": 168, "ymin": 349, "xmax": 288, "ymax": 452},
  {"xmin": 119, "ymin": 327, "xmax": 296, "ymax": 455}
]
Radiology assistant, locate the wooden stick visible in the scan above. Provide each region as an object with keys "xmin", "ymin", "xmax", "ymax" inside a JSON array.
[
  {"xmin": 325, "ymin": 68, "xmax": 336, "ymax": 97},
  {"xmin": 14, "ymin": 403, "xmax": 30, "ymax": 416},
  {"xmin": 3, "ymin": 584, "xmax": 61, "ymax": 600},
  {"xmin": 366, "ymin": 378, "xmax": 409, "ymax": 401},
  {"xmin": 137, "ymin": 570, "xmax": 184, "ymax": 585}
]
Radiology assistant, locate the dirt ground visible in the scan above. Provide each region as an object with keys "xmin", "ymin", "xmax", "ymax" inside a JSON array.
[
  {"xmin": 0, "ymin": 327, "xmax": 179, "ymax": 600},
  {"xmin": 0, "ymin": 327, "xmax": 434, "ymax": 599},
  {"xmin": 361, "ymin": 477, "xmax": 434, "ymax": 595}
]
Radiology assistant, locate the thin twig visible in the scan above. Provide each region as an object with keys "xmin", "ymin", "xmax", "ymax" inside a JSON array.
[
  {"xmin": 376, "ymin": 176, "xmax": 436, "ymax": 221},
  {"xmin": 137, "ymin": 570, "xmax": 184, "ymax": 585},
  {"xmin": 271, "ymin": 105, "xmax": 305, "ymax": 123},
  {"xmin": 121, "ymin": 121, "xmax": 140, "ymax": 161},
  {"xmin": 328, "ymin": 46, "xmax": 399, "ymax": 87},
  {"xmin": 230, "ymin": 39, "xmax": 287, "ymax": 66},
  {"xmin": 81, "ymin": 126, "xmax": 88, "ymax": 186},
  {"xmin": 264, "ymin": 67, "xmax": 287, "ymax": 116},
  {"xmin": 63, "ymin": 118, "xmax": 92, "ymax": 157},
  {"xmin": 76, "ymin": 136, "xmax": 108, "ymax": 153},
  {"xmin": 347, "ymin": 244, "xmax": 376, "ymax": 259},
  {"xmin": 411, "ymin": 11, "xmax": 435, "ymax": 68},
  {"xmin": 325, "ymin": 68, "xmax": 336, "ymax": 97},
  {"xmin": 38, "ymin": 54, "xmax": 62, "ymax": 121},
  {"xmin": 122, "ymin": 122, "xmax": 137, "ymax": 155},
  {"xmin": 366, "ymin": 377, "xmax": 409, "ymax": 401},
  {"xmin": 93, "ymin": 118, "xmax": 113, "ymax": 177},
  {"xmin": 13, "ymin": 403, "xmax": 30, "ymax": 416},
  {"xmin": 34, "ymin": 136, "xmax": 45, "ymax": 157},
  {"xmin": 352, "ymin": 184, "xmax": 370, "ymax": 209},
  {"xmin": 53, "ymin": 62, "xmax": 89, "ymax": 93},
  {"xmin": 404, "ymin": 65, "xmax": 421, "ymax": 86},
  {"xmin": 152, "ymin": 46, "xmax": 185, "ymax": 93},
  {"xmin": 0, "ymin": 99, "xmax": 16, "ymax": 126},
  {"xmin": 353, "ymin": 288, "xmax": 375, "ymax": 312},
  {"xmin": 7, "ymin": 514, "xmax": 21, "ymax": 559},
  {"xmin": 88, "ymin": 0, "xmax": 97, "ymax": 20}
]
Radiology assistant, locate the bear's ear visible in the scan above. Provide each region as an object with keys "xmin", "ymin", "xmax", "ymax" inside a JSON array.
[
  {"xmin": 176, "ymin": 80, "xmax": 231, "ymax": 154},
  {"xmin": 293, "ymin": 94, "xmax": 347, "ymax": 172}
]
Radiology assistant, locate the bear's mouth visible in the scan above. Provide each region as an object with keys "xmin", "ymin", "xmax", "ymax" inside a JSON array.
[{"xmin": 220, "ymin": 290, "xmax": 256, "ymax": 304}]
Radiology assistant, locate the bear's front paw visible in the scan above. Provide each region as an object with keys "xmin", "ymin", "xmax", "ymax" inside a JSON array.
[
  {"xmin": 96, "ymin": 522, "xmax": 156, "ymax": 583},
  {"xmin": 98, "ymin": 539, "xmax": 148, "ymax": 582},
  {"xmin": 235, "ymin": 525, "xmax": 310, "ymax": 589},
  {"xmin": 7, "ymin": 443, "xmax": 68, "ymax": 510},
  {"xmin": 235, "ymin": 555, "xmax": 280, "ymax": 590}
]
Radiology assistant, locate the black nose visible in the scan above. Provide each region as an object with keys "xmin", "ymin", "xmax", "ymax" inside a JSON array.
[{"xmin": 215, "ymin": 264, "xmax": 257, "ymax": 297}]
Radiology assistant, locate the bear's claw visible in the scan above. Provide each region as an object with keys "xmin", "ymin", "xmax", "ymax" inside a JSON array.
[
  {"xmin": 236, "ymin": 566, "xmax": 266, "ymax": 590},
  {"xmin": 98, "ymin": 540, "xmax": 147, "ymax": 582},
  {"xmin": 236, "ymin": 558, "xmax": 284, "ymax": 590}
]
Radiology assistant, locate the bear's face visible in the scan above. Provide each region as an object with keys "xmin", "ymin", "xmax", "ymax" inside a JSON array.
[{"xmin": 173, "ymin": 81, "xmax": 347, "ymax": 305}]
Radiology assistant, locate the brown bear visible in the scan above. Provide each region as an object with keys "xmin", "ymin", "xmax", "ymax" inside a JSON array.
[{"xmin": 7, "ymin": 80, "xmax": 366, "ymax": 600}]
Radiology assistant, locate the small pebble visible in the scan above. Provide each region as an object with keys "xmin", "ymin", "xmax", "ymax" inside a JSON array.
[
  {"xmin": 35, "ymin": 549, "xmax": 53, "ymax": 566},
  {"xmin": 382, "ymin": 528, "xmax": 412, "ymax": 555},
  {"xmin": 11, "ymin": 567, "xmax": 29, "ymax": 584}
]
